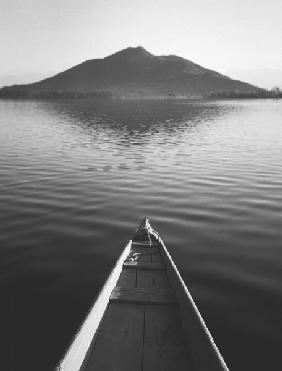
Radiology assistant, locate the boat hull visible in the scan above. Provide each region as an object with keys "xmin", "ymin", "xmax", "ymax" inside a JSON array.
[{"xmin": 56, "ymin": 218, "xmax": 229, "ymax": 371}]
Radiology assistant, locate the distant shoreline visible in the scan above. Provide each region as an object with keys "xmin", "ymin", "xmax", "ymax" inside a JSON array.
[
  {"xmin": 0, "ymin": 86, "xmax": 281, "ymax": 101},
  {"xmin": 0, "ymin": 94, "xmax": 281, "ymax": 101}
]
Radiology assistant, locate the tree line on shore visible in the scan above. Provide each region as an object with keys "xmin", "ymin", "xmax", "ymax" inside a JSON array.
[
  {"xmin": 0, "ymin": 89, "xmax": 113, "ymax": 99},
  {"xmin": 0, "ymin": 87, "xmax": 281, "ymax": 100},
  {"xmin": 206, "ymin": 87, "xmax": 282, "ymax": 99}
]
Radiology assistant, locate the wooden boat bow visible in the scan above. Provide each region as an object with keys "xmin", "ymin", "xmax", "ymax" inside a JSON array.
[{"xmin": 56, "ymin": 218, "xmax": 229, "ymax": 371}]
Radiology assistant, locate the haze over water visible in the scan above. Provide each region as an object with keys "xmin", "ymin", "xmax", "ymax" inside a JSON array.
[{"xmin": 0, "ymin": 98, "xmax": 282, "ymax": 371}]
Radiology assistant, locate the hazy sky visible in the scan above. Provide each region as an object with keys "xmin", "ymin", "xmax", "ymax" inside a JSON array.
[{"xmin": 0, "ymin": 0, "xmax": 281, "ymax": 88}]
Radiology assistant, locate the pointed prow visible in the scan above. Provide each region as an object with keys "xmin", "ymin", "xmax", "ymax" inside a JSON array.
[{"xmin": 132, "ymin": 217, "xmax": 160, "ymax": 246}]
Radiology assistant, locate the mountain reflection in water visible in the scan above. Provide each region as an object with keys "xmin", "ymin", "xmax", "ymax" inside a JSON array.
[{"xmin": 0, "ymin": 98, "xmax": 282, "ymax": 371}]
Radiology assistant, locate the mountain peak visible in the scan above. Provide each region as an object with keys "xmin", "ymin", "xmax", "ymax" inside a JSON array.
[{"xmin": 106, "ymin": 46, "xmax": 154, "ymax": 60}]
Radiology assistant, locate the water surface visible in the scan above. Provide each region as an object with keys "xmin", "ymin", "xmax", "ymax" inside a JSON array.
[{"xmin": 0, "ymin": 98, "xmax": 282, "ymax": 371}]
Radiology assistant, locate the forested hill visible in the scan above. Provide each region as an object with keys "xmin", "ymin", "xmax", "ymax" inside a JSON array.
[{"xmin": 0, "ymin": 46, "xmax": 260, "ymax": 98}]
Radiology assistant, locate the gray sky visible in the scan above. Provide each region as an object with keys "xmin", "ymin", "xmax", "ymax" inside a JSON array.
[{"xmin": 0, "ymin": 0, "xmax": 281, "ymax": 88}]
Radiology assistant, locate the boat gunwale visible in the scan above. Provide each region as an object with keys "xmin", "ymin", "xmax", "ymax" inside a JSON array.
[
  {"xmin": 157, "ymin": 235, "xmax": 229, "ymax": 371},
  {"xmin": 55, "ymin": 240, "xmax": 132, "ymax": 371}
]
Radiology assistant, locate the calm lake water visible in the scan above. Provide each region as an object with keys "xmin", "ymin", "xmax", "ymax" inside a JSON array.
[{"xmin": 0, "ymin": 98, "xmax": 282, "ymax": 371}]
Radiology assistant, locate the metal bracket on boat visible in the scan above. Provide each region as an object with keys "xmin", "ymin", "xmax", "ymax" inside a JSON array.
[
  {"xmin": 127, "ymin": 251, "xmax": 159, "ymax": 262},
  {"xmin": 133, "ymin": 217, "xmax": 161, "ymax": 246}
]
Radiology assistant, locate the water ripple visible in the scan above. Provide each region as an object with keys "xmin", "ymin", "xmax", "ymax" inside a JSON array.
[{"xmin": 1, "ymin": 99, "xmax": 282, "ymax": 371}]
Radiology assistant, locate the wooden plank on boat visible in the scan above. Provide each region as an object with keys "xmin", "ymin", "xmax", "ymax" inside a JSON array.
[
  {"xmin": 123, "ymin": 261, "xmax": 165, "ymax": 270},
  {"xmin": 136, "ymin": 269, "xmax": 154, "ymax": 288},
  {"xmin": 152, "ymin": 270, "xmax": 170, "ymax": 289},
  {"xmin": 110, "ymin": 287, "xmax": 176, "ymax": 305},
  {"xmin": 151, "ymin": 252, "xmax": 163, "ymax": 265},
  {"xmin": 136, "ymin": 270, "xmax": 170, "ymax": 290},
  {"xmin": 143, "ymin": 304, "xmax": 190, "ymax": 371},
  {"xmin": 131, "ymin": 247, "xmax": 159, "ymax": 255},
  {"xmin": 137, "ymin": 251, "xmax": 151, "ymax": 264},
  {"xmin": 117, "ymin": 269, "xmax": 136, "ymax": 288},
  {"xmin": 132, "ymin": 241, "xmax": 160, "ymax": 247},
  {"xmin": 85, "ymin": 303, "xmax": 144, "ymax": 371}
]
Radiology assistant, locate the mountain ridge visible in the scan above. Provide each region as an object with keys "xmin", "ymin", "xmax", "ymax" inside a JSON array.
[{"xmin": 0, "ymin": 46, "xmax": 260, "ymax": 98}]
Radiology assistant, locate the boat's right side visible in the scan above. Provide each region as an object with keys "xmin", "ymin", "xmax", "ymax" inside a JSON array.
[{"xmin": 156, "ymin": 231, "xmax": 229, "ymax": 371}]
